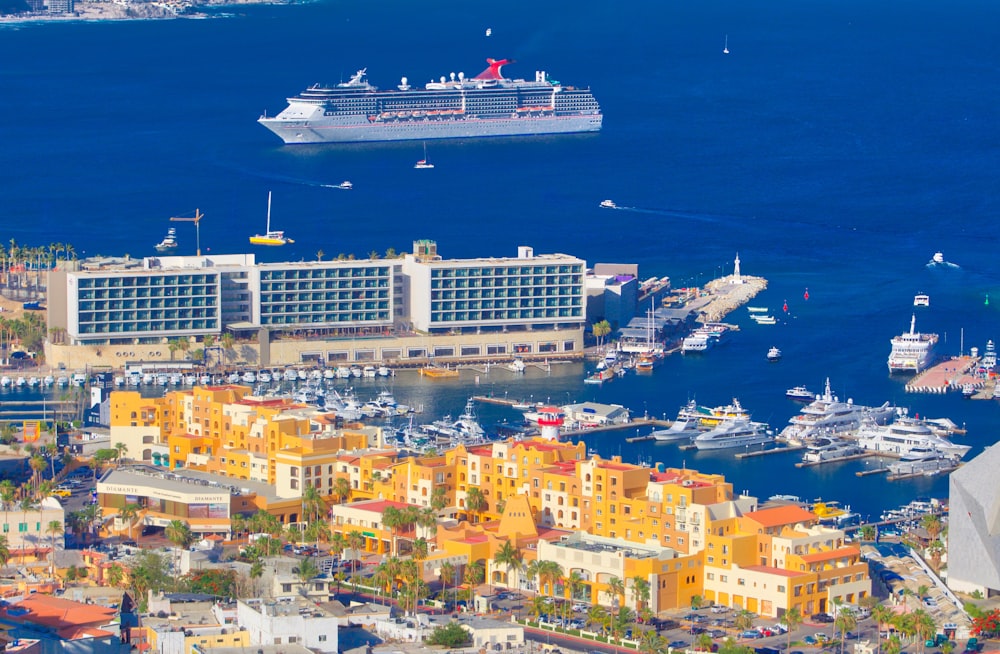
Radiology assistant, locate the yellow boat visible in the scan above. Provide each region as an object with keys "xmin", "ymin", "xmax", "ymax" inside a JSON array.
[
  {"xmin": 250, "ymin": 191, "xmax": 294, "ymax": 246},
  {"xmin": 419, "ymin": 366, "xmax": 459, "ymax": 379}
]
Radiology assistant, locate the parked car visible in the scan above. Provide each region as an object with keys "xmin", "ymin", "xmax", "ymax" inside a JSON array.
[
  {"xmin": 741, "ymin": 631, "xmax": 763, "ymax": 639},
  {"xmin": 572, "ymin": 604, "xmax": 587, "ymax": 612},
  {"xmin": 803, "ymin": 636, "xmax": 818, "ymax": 645},
  {"xmin": 669, "ymin": 641, "xmax": 689, "ymax": 650},
  {"xmin": 811, "ymin": 613, "xmax": 835, "ymax": 624},
  {"xmin": 711, "ymin": 605, "xmax": 730, "ymax": 614}
]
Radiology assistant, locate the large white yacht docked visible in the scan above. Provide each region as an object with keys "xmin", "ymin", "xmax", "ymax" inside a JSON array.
[
  {"xmin": 681, "ymin": 323, "xmax": 732, "ymax": 353},
  {"xmin": 855, "ymin": 415, "xmax": 971, "ymax": 459},
  {"xmin": 651, "ymin": 417, "xmax": 702, "ymax": 442},
  {"xmin": 886, "ymin": 447, "xmax": 963, "ymax": 477},
  {"xmin": 676, "ymin": 398, "xmax": 750, "ymax": 429},
  {"xmin": 888, "ymin": 314, "xmax": 939, "ymax": 373},
  {"xmin": 801, "ymin": 436, "xmax": 862, "ymax": 463},
  {"xmin": 694, "ymin": 419, "xmax": 774, "ymax": 450},
  {"xmin": 779, "ymin": 378, "xmax": 894, "ymax": 444}
]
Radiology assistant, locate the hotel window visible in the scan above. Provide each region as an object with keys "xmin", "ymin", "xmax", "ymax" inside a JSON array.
[{"xmin": 707, "ymin": 573, "xmax": 715, "ymax": 580}]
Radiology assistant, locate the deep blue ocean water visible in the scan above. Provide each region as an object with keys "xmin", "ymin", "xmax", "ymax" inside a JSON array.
[{"xmin": 1, "ymin": 0, "xmax": 998, "ymax": 519}]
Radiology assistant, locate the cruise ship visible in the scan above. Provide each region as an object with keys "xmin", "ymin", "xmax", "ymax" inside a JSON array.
[
  {"xmin": 856, "ymin": 416, "xmax": 971, "ymax": 459},
  {"xmin": 693, "ymin": 420, "xmax": 774, "ymax": 450},
  {"xmin": 779, "ymin": 378, "xmax": 894, "ymax": 444},
  {"xmin": 258, "ymin": 58, "xmax": 603, "ymax": 144},
  {"xmin": 888, "ymin": 314, "xmax": 939, "ymax": 373}
]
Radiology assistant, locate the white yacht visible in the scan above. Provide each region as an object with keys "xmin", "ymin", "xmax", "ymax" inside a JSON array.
[
  {"xmin": 982, "ymin": 340, "xmax": 997, "ymax": 371},
  {"xmin": 779, "ymin": 378, "xmax": 894, "ymax": 444},
  {"xmin": 886, "ymin": 447, "xmax": 961, "ymax": 477},
  {"xmin": 801, "ymin": 437, "xmax": 861, "ymax": 463},
  {"xmin": 785, "ymin": 385, "xmax": 815, "ymax": 401},
  {"xmin": 681, "ymin": 323, "xmax": 732, "ymax": 353},
  {"xmin": 694, "ymin": 420, "xmax": 773, "ymax": 450},
  {"xmin": 676, "ymin": 397, "xmax": 751, "ymax": 428},
  {"xmin": 855, "ymin": 416, "xmax": 971, "ymax": 459},
  {"xmin": 888, "ymin": 314, "xmax": 938, "ymax": 373},
  {"xmin": 913, "ymin": 293, "xmax": 930, "ymax": 307},
  {"xmin": 651, "ymin": 417, "xmax": 702, "ymax": 442},
  {"xmin": 600, "ymin": 199, "xmax": 617, "ymax": 209}
]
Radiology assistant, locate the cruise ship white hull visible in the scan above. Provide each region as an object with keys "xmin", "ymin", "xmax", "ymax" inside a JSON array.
[{"xmin": 260, "ymin": 111, "xmax": 602, "ymax": 144}]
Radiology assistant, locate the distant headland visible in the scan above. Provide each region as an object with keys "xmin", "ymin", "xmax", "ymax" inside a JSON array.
[{"xmin": 0, "ymin": 0, "xmax": 296, "ymax": 24}]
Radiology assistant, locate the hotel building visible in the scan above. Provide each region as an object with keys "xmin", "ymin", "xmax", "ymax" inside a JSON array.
[{"xmin": 45, "ymin": 242, "xmax": 587, "ymax": 369}]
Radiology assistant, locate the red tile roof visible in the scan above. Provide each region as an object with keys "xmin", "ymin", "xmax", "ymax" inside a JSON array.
[
  {"xmin": 3, "ymin": 595, "xmax": 118, "ymax": 630},
  {"xmin": 743, "ymin": 505, "xmax": 816, "ymax": 528}
]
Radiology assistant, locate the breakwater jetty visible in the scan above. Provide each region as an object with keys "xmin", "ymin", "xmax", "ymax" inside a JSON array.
[{"xmin": 697, "ymin": 275, "xmax": 768, "ymax": 323}]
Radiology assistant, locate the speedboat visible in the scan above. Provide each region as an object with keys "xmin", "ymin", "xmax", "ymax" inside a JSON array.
[
  {"xmin": 931, "ymin": 252, "xmax": 944, "ymax": 264},
  {"xmin": 337, "ymin": 181, "xmax": 353, "ymax": 190},
  {"xmin": 913, "ymin": 293, "xmax": 930, "ymax": 307},
  {"xmin": 767, "ymin": 346, "xmax": 782, "ymax": 362},
  {"xmin": 600, "ymin": 199, "xmax": 617, "ymax": 209},
  {"xmin": 693, "ymin": 419, "xmax": 773, "ymax": 450},
  {"xmin": 785, "ymin": 385, "xmax": 815, "ymax": 401}
]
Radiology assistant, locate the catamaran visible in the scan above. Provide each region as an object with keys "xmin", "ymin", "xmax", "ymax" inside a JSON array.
[{"xmin": 249, "ymin": 191, "xmax": 294, "ymax": 246}]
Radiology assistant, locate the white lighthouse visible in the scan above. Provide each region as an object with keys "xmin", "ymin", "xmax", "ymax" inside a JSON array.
[
  {"xmin": 537, "ymin": 407, "xmax": 565, "ymax": 441},
  {"xmin": 732, "ymin": 252, "xmax": 743, "ymax": 285}
]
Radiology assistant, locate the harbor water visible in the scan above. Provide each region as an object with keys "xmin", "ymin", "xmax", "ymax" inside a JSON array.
[{"xmin": 1, "ymin": 0, "xmax": 998, "ymax": 520}]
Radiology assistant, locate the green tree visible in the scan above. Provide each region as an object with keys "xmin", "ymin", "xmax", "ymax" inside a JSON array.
[
  {"xmin": 860, "ymin": 524, "xmax": 878, "ymax": 542},
  {"xmin": 333, "ymin": 477, "xmax": 351, "ymax": 504},
  {"xmin": 426, "ymin": 621, "xmax": 471, "ymax": 647},
  {"xmin": 587, "ymin": 604, "xmax": 609, "ymax": 633},
  {"xmin": 430, "ymin": 485, "xmax": 448, "ymax": 511},
  {"xmin": 872, "ymin": 604, "xmax": 894, "ymax": 654},
  {"xmin": 691, "ymin": 593, "xmax": 704, "ymax": 610},
  {"xmin": 606, "ymin": 575, "xmax": 626, "ymax": 628},
  {"xmin": 695, "ymin": 633, "xmax": 714, "ymax": 651},
  {"xmin": 0, "ymin": 534, "xmax": 10, "ymax": 568},
  {"xmin": 46, "ymin": 519, "xmax": 63, "ymax": 577},
  {"xmin": 835, "ymin": 606, "xmax": 858, "ymax": 654},
  {"xmin": 493, "ymin": 540, "xmax": 523, "ymax": 591},
  {"xmin": 464, "ymin": 560, "xmax": 485, "ymax": 588},
  {"xmin": 464, "ymin": 487, "xmax": 487, "ymax": 522},
  {"xmin": 440, "ymin": 561, "xmax": 457, "ymax": 605},
  {"xmin": 297, "ymin": 557, "xmax": 320, "ymax": 586},
  {"xmin": 530, "ymin": 595, "xmax": 552, "ymax": 621},
  {"xmin": 641, "ymin": 630, "xmax": 667, "ymax": 654},
  {"xmin": 119, "ymin": 503, "xmax": 141, "ymax": 541},
  {"xmin": 631, "ymin": 575, "xmax": 651, "ymax": 614},
  {"xmin": 780, "ymin": 606, "xmax": 803, "ymax": 651},
  {"xmin": 592, "ymin": 320, "xmax": 613, "ymax": 348},
  {"xmin": 734, "ymin": 610, "xmax": 755, "ymax": 633}
]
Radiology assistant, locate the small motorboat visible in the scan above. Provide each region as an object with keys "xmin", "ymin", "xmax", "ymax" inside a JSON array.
[
  {"xmin": 785, "ymin": 385, "xmax": 815, "ymax": 401},
  {"xmin": 913, "ymin": 293, "xmax": 930, "ymax": 307},
  {"xmin": 767, "ymin": 346, "xmax": 782, "ymax": 362},
  {"xmin": 337, "ymin": 181, "xmax": 353, "ymax": 190},
  {"xmin": 600, "ymin": 199, "xmax": 617, "ymax": 209}
]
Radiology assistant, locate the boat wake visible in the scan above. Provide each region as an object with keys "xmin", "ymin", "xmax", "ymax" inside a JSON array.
[{"xmin": 610, "ymin": 205, "xmax": 737, "ymax": 223}]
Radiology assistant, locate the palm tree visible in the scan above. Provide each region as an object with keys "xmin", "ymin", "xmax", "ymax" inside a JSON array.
[
  {"xmin": 493, "ymin": 540, "xmax": 523, "ymax": 592},
  {"xmin": 835, "ymin": 606, "xmax": 858, "ymax": 654},
  {"xmin": 780, "ymin": 606, "xmax": 803, "ymax": 651},
  {"xmin": 440, "ymin": 561, "xmax": 456, "ymax": 605},
  {"xmin": 631, "ymin": 575, "xmax": 651, "ymax": 614},
  {"xmin": 382, "ymin": 506, "xmax": 403, "ymax": 555},
  {"xmin": 464, "ymin": 487, "xmax": 487, "ymax": 522},
  {"xmin": 119, "ymin": 503, "xmax": 141, "ymax": 541},
  {"xmin": 165, "ymin": 519, "xmax": 194, "ymax": 572},
  {"xmin": 734, "ymin": 610, "xmax": 755, "ymax": 633},
  {"xmin": 607, "ymin": 575, "xmax": 626, "ymax": 627},
  {"xmin": 921, "ymin": 514, "xmax": 943, "ymax": 541},
  {"xmin": 566, "ymin": 571, "xmax": 586, "ymax": 610},
  {"xmin": 107, "ymin": 562, "xmax": 125, "ymax": 588},
  {"xmin": 872, "ymin": 603, "xmax": 893, "ymax": 654},
  {"xmin": 587, "ymin": 604, "xmax": 609, "ymax": 633},
  {"xmin": 641, "ymin": 630, "xmax": 666, "ymax": 654},
  {"xmin": 416, "ymin": 507, "xmax": 438, "ymax": 538},
  {"xmin": 297, "ymin": 557, "xmax": 320, "ymax": 587},
  {"xmin": 0, "ymin": 534, "xmax": 10, "ymax": 568},
  {"xmin": 465, "ymin": 560, "xmax": 485, "ymax": 589},
  {"xmin": 538, "ymin": 560, "xmax": 564, "ymax": 605},
  {"xmin": 530, "ymin": 595, "xmax": 552, "ymax": 621},
  {"xmin": 860, "ymin": 524, "xmax": 878, "ymax": 542},
  {"xmin": 18, "ymin": 496, "xmax": 37, "ymax": 563},
  {"xmin": 46, "ymin": 519, "xmax": 63, "ymax": 577},
  {"xmin": 329, "ymin": 532, "xmax": 347, "ymax": 559},
  {"xmin": 430, "ymin": 486, "xmax": 448, "ymax": 511},
  {"xmin": 113, "ymin": 442, "xmax": 128, "ymax": 464},
  {"xmin": 333, "ymin": 477, "xmax": 351, "ymax": 504},
  {"xmin": 524, "ymin": 559, "xmax": 540, "ymax": 594},
  {"xmin": 912, "ymin": 609, "xmax": 936, "ymax": 654},
  {"xmin": 592, "ymin": 320, "xmax": 613, "ymax": 348},
  {"xmin": 219, "ymin": 332, "xmax": 235, "ymax": 365},
  {"xmin": 347, "ymin": 530, "xmax": 365, "ymax": 561},
  {"xmin": 301, "ymin": 484, "xmax": 325, "ymax": 523},
  {"xmin": 412, "ymin": 537, "xmax": 429, "ymax": 562}
]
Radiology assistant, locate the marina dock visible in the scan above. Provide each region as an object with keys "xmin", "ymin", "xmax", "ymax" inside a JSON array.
[
  {"xmin": 735, "ymin": 445, "xmax": 803, "ymax": 459},
  {"xmin": 905, "ymin": 356, "xmax": 980, "ymax": 394},
  {"xmin": 795, "ymin": 451, "xmax": 878, "ymax": 468}
]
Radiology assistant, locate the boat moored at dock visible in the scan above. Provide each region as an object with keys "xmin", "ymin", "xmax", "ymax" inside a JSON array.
[
  {"xmin": 693, "ymin": 419, "xmax": 774, "ymax": 450},
  {"xmin": 888, "ymin": 314, "xmax": 938, "ymax": 373}
]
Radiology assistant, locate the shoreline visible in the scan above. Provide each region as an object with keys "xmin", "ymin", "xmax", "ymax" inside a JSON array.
[{"xmin": 0, "ymin": 0, "xmax": 296, "ymax": 25}]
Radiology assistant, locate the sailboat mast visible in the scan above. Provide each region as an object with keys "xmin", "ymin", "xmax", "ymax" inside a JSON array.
[{"xmin": 266, "ymin": 191, "xmax": 272, "ymax": 232}]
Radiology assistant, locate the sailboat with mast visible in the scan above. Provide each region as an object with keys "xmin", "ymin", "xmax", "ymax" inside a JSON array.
[
  {"xmin": 250, "ymin": 191, "xmax": 294, "ymax": 246},
  {"xmin": 723, "ymin": 35, "xmax": 729, "ymax": 54},
  {"xmin": 414, "ymin": 142, "xmax": 434, "ymax": 169}
]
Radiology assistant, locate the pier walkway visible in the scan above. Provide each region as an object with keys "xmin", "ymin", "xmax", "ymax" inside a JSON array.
[{"xmin": 905, "ymin": 356, "xmax": 980, "ymax": 394}]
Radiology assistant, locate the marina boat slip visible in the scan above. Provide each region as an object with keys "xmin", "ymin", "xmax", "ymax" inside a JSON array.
[
  {"xmin": 855, "ymin": 415, "xmax": 971, "ymax": 458},
  {"xmin": 888, "ymin": 314, "xmax": 939, "ymax": 373},
  {"xmin": 779, "ymin": 378, "xmax": 894, "ymax": 444},
  {"xmin": 886, "ymin": 447, "xmax": 962, "ymax": 477},
  {"xmin": 693, "ymin": 419, "xmax": 774, "ymax": 450},
  {"xmin": 259, "ymin": 58, "xmax": 603, "ymax": 144},
  {"xmin": 801, "ymin": 436, "xmax": 861, "ymax": 463}
]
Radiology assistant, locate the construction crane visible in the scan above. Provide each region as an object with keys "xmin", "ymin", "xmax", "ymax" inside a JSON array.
[{"xmin": 169, "ymin": 209, "xmax": 204, "ymax": 256}]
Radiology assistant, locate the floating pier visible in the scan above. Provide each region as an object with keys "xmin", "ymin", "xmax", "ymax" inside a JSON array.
[
  {"xmin": 735, "ymin": 445, "xmax": 803, "ymax": 459},
  {"xmin": 855, "ymin": 467, "xmax": 889, "ymax": 477},
  {"xmin": 795, "ymin": 451, "xmax": 878, "ymax": 468}
]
